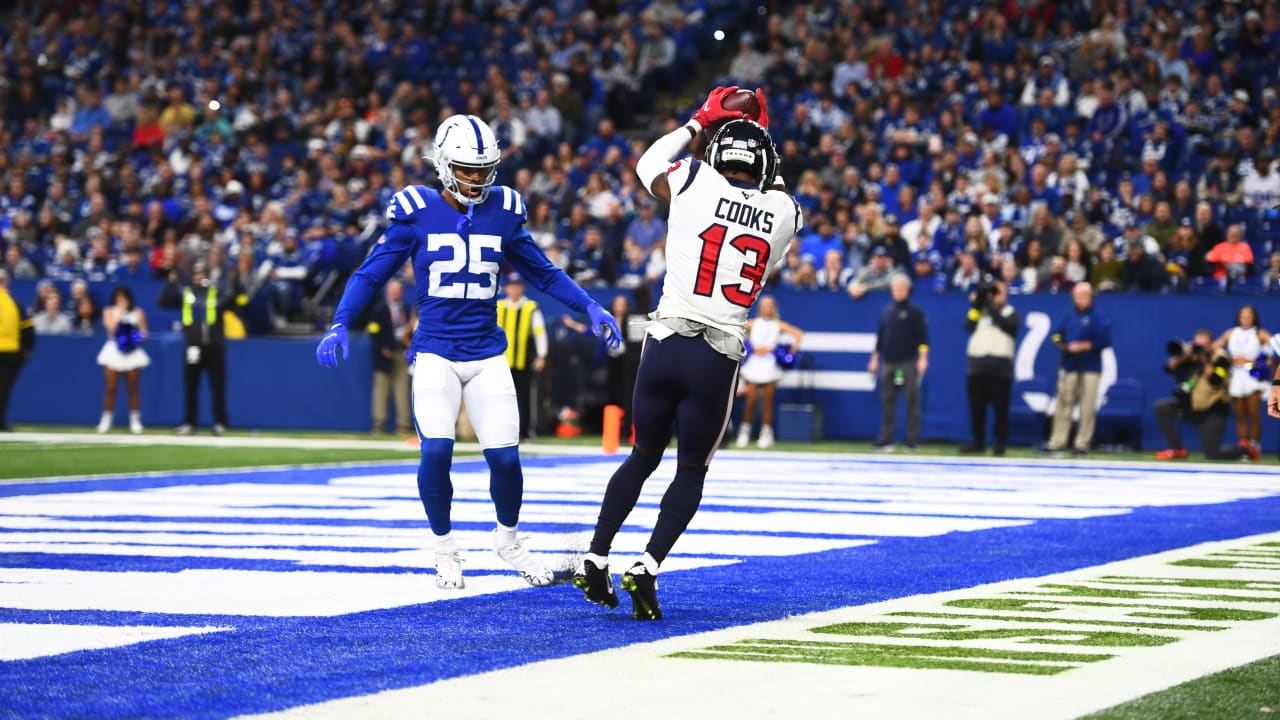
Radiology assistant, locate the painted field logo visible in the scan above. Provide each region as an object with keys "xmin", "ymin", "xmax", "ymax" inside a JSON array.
[{"xmin": 671, "ymin": 540, "xmax": 1280, "ymax": 675}]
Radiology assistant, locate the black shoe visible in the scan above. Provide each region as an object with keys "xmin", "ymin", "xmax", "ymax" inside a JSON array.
[
  {"xmin": 993, "ymin": 446, "xmax": 1006, "ymax": 456},
  {"xmin": 621, "ymin": 562, "xmax": 662, "ymax": 620},
  {"xmin": 572, "ymin": 558, "xmax": 618, "ymax": 608},
  {"xmin": 959, "ymin": 444, "xmax": 985, "ymax": 454},
  {"xmin": 1072, "ymin": 448, "xmax": 1089, "ymax": 457}
]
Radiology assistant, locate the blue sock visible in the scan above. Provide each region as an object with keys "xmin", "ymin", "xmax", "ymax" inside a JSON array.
[
  {"xmin": 418, "ymin": 438, "xmax": 455, "ymax": 535},
  {"xmin": 484, "ymin": 445, "xmax": 522, "ymax": 528}
]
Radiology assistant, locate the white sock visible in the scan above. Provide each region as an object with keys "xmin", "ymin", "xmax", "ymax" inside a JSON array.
[
  {"xmin": 584, "ymin": 552, "xmax": 608, "ymax": 569},
  {"xmin": 129, "ymin": 411, "xmax": 141, "ymax": 423},
  {"xmin": 640, "ymin": 552, "xmax": 660, "ymax": 575},
  {"xmin": 495, "ymin": 523, "xmax": 518, "ymax": 548},
  {"xmin": 434, "ymin": 531, "xmax": 457, "ymax": 554},
  {"xmin": 100, "ymin": 411, "xmax": 111, "ymax": 424}
]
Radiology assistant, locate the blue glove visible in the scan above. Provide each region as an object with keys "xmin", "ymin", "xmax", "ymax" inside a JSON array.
[
  {"xmin": 316, "ymin": 323, "xmax": 349, "ymax": 368},
  {"xmin": 587, "ymin": 303, "xmax": 623, "ymax": 351}
]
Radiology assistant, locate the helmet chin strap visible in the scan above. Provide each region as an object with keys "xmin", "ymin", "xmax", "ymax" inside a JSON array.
[{"xmin": 457, "ymin": 198, "xmax": 475, "ymax": 237}]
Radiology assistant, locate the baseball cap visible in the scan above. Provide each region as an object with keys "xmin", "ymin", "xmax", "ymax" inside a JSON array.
[
  {"xmin": 982, "ymin": 192, "xmax": 1000, "ymax": 206},
  {"xmin": 870, "ymin": 245, "xmax": 890, "ymax": 258},
  {"xmin": 1039, "ymin": 55, "xmax": 1055, "ymax": 67},
  {"xmin": 1045, "ymin": 133, "xmax": 1061, "ymax": 144},
  {"xmin": 1179, "ymin": 217, "xmax": 1193, "ymax": 227},
  {"xmin": 1234, "ymin": 89, "xmax": 1250, "ymax": 103},
  {"xmin": 224, "ymin": 180, "xmax": 245, "ymax": 196},
  {"xmin": 506, "ymin": 272, "xmax": 524, "ymax": 284},
  {"xmin": 884, "ymin": 213, "xmax": 899, "ymax": 225}
]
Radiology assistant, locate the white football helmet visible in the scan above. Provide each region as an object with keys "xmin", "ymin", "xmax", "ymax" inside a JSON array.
[{"xmin": 432, "ymin": 114, "xmax": 501, "ymax": 205}]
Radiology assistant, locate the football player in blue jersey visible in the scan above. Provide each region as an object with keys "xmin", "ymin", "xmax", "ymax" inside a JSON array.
[{"xmin": 316, "ymin": 114, "xmax": 622, "ymax": 589}]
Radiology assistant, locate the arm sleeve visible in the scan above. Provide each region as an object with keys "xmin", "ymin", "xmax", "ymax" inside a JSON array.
[
  {"xmin": 916, "ymin": 308, "xmax": 929, "ymax": 350},
  {"xmin": 874, "ymin": 312, "xmax": 885, "ymax": 354},
  {"xmin": 994, "ymin": 305, "xmax": 1020, "ymax": 337},
  {"xmin": 19, "ymin": 307, "xmax": 34, "ymax": 354},
  {"xmin": 333, "ymin": 222, "xmax": 415, "ymax": 327},
  {"xmin": 505, "ymin": 227, "xmax": 594, "ymax": 314},
  {"xmin": 532, "ymin": 308, "xmax": 548, "ymax": 358},
  {"xmin": 635, "ymin": 122, "xmax": 699, "ymax": 192}
]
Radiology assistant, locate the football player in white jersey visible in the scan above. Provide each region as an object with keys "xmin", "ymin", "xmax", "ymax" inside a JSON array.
[
  {"xmin": 316, "ymin": 114, "xmax": 621, "ymax": 589},
  {"xmin": 573, "ymin": 87, "xmax": 802, "ymax": 619}
]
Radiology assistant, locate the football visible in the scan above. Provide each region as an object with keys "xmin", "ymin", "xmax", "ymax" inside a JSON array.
[
  {"xmin": 690, "ymin": 89, "xmax": 763, "ymax": 157},
  {"xmin": 721, "ymin": 88, "xmax": 762, "ymax": 119}
]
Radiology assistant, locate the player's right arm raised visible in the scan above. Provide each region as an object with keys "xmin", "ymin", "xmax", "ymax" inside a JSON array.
[{"xmin": 316, "ymin": 205, "xmax": 416, "ymax": 368}]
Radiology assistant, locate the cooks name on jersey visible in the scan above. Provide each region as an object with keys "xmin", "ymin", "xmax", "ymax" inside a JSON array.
[{"xmin": 715, "ymin": 197, "xmax": 775, "ymax": 234}]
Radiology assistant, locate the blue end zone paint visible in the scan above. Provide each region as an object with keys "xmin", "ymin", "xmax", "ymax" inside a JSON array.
[{"xmin": 3, "ymin": 458, "xmax": 1280, "ymax": 717}]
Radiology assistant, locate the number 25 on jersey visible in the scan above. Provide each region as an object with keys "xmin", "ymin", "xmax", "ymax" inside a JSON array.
[{"xmin": 426, "ymin": 233, "xmax": 501, "ymax": 299}]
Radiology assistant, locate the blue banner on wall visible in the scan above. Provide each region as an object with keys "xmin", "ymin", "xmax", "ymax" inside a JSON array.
[{"xmin": 7, "ymin": 281, "xmax": 1279, "ymax": 452}]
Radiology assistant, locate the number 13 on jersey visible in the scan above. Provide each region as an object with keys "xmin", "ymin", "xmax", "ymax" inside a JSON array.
[{"xmin": 694, "ymin": 223, "xmax": 772, "ymax": 308}]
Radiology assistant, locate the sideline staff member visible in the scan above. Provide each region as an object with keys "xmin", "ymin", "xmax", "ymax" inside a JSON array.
[
  {"xmin": 159, "ymin": 263, "xmax": 235, "ymax": 435},
  {"xmin": 1046, "ymin": 282, "xmax": 1112, "ymax": 456},
  {"xmin": 0, "ymin": 269, "xmax": 36, "ymax": 431},
  {"xmin": 869, "ymin": 274, "xmax": 929, "ymax": 451},
  {"xmin": 497, "ymin": 273, "xmax": 547, "ymax": 441},
  {"xmin": 963, "ymin": 278, "xmax": 1019, "ymax": 455}
]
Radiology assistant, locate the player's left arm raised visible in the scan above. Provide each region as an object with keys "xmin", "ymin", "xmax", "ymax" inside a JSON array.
[
  {"xmin": 316, "ymin": 216, "xmax": 415, "ymax": 368},
  {"xmin": 505, "ymin": 220, "xmax": 621, "ymax": 350}
]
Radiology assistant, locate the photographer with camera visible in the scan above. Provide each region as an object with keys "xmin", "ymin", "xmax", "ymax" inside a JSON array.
[
  {"xmin": 1154, "ymin": 329, "xmax": 1258, "ymax": 461},
  {"xmin": 962, "ymin": 277, "xmax": 1019, "ymax": 455}
]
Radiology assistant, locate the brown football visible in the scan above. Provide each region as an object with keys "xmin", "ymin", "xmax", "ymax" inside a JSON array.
[
  {"xmin": 690, "ymin": 89, "xmax": 762, "ymax": 157},
  {"xmin": 721, "ymin": 88, "xmax": 762, "ymax": 118}
]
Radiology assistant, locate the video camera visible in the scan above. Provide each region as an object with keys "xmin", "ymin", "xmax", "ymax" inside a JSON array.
[
  {"xmin": 972, "ymin": 276, "xmax": 997, "ymax": 310},
  {"xmin": 1165, "ymin": 337, "xmax": 1207, "ymax": 359}
]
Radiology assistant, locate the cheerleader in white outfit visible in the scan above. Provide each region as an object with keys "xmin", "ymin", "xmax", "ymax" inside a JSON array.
[
  {"xmin": 1213, "ymin": 304, "xmax": 1272, "ymax": 450},
  {"xmin": 736, "ymin": 296, "xmax": 804, "ymax": 449},
  {"xmin": 96, "ymin": 286, "xmax": 150, "ymax": 434}
]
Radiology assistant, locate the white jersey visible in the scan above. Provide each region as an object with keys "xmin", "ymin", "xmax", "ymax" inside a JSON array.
[{"xmin": 654, "ymin": 158, "xmax": 801, "ymax": 340}]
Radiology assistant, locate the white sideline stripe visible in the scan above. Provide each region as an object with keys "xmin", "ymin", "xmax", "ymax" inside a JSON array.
[
  {"xmin": 779, "ymin": 370, "xmax": 874, "ymax": 391},
  {"xmin": 798, "ymin": 332, "xmax": 877, "ymax": 353}
]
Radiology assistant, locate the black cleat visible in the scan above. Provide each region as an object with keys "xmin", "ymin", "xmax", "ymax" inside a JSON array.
[
  {"xmin": 621, "ymin": 562, "xmax": 662, "ymax": 620},
  {"xmin": 572, "ymin": 558, "xmax": 618, "ymax": 608}
]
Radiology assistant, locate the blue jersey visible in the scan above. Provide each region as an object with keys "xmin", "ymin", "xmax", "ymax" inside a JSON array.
[{"xmin": 333, "ymin": 184, "xmax": 593, "ymax": 361}]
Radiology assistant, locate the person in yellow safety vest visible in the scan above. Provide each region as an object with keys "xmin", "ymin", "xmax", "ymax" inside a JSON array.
[
  {"xmin": 158, "ymin": 262, "xmax": 244, "ymax": 435},
  {"xmin": 496, "ymin": 272, "xmax": 547, "ymax": 440},
  {"xmin": 0, "ymin": 269, "xmax": 36, "ymax": 431}
]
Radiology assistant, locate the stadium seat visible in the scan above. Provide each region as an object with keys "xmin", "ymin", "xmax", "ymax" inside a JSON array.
[
  {"xmin": 1095, "ymin": 377, "xmax": 1145, "ymax": 450},
  {"xmin": 1007, "ymin": 377, "xmax": 1053, "ymax": 447}
]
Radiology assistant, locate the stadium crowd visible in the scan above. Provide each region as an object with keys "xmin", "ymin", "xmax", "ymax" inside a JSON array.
[{"xmin": 4, "ymin": 0, "xmax": 1280, "ymax": 344}]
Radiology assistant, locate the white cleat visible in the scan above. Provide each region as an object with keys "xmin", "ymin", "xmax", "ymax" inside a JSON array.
[
  {"xmin": 495, "ymin": 533, "xmax": 555, "ymax": 587},
  {"xmin": 96, "ymin": 417, "xmax": 111, "ymax": 434},
  {"xmin": 734, "ymin": 425, "xmax": 750, "ymax": 448},
  {"xmin": 129, "ymin": 420, "xmax": 144, "ymax": 435},
  {"xmin": 757, "ymin": 425, "xmax": 774, "ymax": 449},
  {"xmin": 434, "ymin": 550, "xmax": 465, "ymax": 589}
]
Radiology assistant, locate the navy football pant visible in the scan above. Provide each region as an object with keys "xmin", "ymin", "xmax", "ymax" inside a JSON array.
[{"xmin": 589, "ymin": 333, "xmax": 738, "ymax": 564}]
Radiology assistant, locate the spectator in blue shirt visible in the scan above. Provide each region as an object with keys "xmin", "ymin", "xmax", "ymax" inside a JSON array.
[
  {"xmin": 1045, "ymin": 282, "xmax": 1112, "ymax": 455},
  {"xmin": 978, "ymin": 88, "xmax": 1019, "ymax": 141}
]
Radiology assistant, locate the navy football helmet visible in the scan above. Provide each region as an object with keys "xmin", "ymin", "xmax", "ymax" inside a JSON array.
[{"xmin": 704, "ymin": 118, "xmax": 778, "ymax": 191}]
